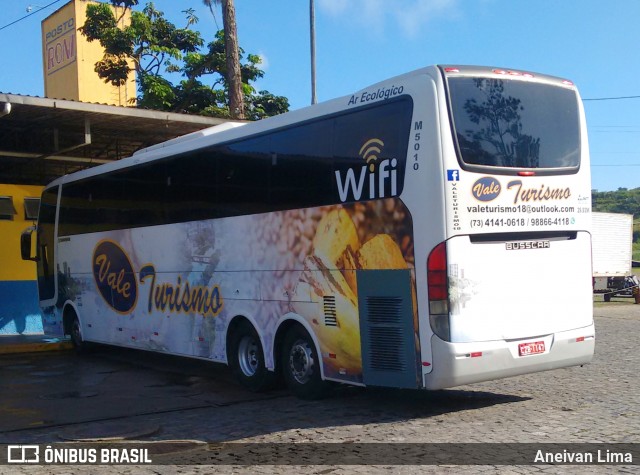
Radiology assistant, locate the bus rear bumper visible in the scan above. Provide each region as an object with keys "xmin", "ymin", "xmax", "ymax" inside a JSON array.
[{"xmin": 423, "ymin": 324, "xmax": 595, "ymax": 390}]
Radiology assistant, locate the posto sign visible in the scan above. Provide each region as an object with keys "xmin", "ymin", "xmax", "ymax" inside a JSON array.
[{"xmin": 45, "ymin": 17, "xmax": 76, "ymax": 75}]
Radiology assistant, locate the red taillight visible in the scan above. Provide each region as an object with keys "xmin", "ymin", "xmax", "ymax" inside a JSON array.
[
  {"xmin": 427, "ymin": 242, "xmax": 448, "ymax": 301},
  {"xmin": 444, "ymin": 67, "xmax": 459, "ymax": 73},
  {"xmin": 518, "ymin": 171, "xmax": 536, "ymax": 176},
  {"xmin": 428, "ymin": 241, "xmax": 450, "ymax": 341}
]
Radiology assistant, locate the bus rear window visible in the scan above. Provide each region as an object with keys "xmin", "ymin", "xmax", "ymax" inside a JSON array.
[{"xmin": 447, "ymin": 77, "xmax": 580, "ymax": 171}]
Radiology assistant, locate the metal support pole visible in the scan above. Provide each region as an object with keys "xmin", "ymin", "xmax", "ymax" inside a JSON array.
[{"xmin": 310, "ymin": 0, "xmax": 317, "ymax": 105}]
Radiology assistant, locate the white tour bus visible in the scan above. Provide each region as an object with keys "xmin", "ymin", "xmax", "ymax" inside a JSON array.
[{"xmin": 22, "ymin": 65, "xmax": 595, "ymax": 398}]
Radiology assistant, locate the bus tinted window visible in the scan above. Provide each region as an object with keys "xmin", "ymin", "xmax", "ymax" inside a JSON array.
[
  {"xmin": 447, "ymin": 78, "xmax": 580, "ymax": 170},
  {"xmin": 57, "ymin": 97, "xmax": 413, "ymax": 236},
  {"xmin": 265, "ymin": 120, "xmax": 334, "ymax": 209}
]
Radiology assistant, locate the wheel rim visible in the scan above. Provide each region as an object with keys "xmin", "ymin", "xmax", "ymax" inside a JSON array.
[
  {"xmin": 288, "ymin": 339, "xmax": 315, "ymax": 385},
  {"xmin": 237, "ymin": 335, "xmax": 259, "ymax": 377}
]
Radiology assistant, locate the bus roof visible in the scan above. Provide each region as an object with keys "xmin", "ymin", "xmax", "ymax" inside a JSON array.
[
  {"xmin": 439, "ymin": 64, "xmax": 577, "ymax": 88},
  {"xmin": 44, "ymin": 64, "xmax": 577, "ymax": 190},
  {"xmin": 133, "ymin": 121, "xmax": 248, "ymax": 156}
]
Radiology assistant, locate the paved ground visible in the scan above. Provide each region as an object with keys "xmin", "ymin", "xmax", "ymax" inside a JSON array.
[{"xmin": 0, "ymin": 299, "xmax": 638, "ymax": 474}]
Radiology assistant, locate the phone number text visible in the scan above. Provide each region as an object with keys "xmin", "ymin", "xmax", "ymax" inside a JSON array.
[{"xmin": 470, "ymin": 218, "xmax": 573, "ymax": 228}]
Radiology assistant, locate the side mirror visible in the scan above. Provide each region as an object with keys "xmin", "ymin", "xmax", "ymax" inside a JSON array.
[{"xmin": 21, "ymin": 226, "xmax": 38, "ymax": 261}]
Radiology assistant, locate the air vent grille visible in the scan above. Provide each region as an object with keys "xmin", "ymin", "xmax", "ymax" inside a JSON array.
[
  {"xmin": 323, "ymin": 296, "xmax": 337, "ymax": 326},
  {"xmin": 366, "ymin": 296, "xmax": 405, "ymax": 372}
]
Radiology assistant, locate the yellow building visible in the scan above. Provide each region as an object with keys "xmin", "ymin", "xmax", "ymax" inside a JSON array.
[
  {"xmin": 42, "ymin": 0, "xmax": 136, "ymax": 106},
  {"xmin": 0, "ymin": 184, "xmax": 44, "ymax": 334}
]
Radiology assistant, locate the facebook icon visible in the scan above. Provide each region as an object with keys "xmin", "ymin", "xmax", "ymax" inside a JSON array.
[{"xmin": 447, "ymin": 169, "xmax": 460, "ymax": 182}]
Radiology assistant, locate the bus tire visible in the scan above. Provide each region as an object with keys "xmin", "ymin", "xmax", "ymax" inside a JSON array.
[
  {"xmin": 228, "ymin": 320, "xmax": 274, "ymax": 392},
  {"xmin": 604, "ymin": 293, "xmax": 611, "ymax": 302},
  {"xmin": 69, "ymin": 313, "xmax": 87, "ymax": 353},
  {"xmin": 281, "ymin": 325, "xmax": 329, "ymax": 400}
]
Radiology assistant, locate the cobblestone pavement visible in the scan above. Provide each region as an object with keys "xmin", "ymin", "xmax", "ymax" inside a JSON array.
[{"xmin": 1, "ymin": 300, "xmax": 638, "ymax": 474}]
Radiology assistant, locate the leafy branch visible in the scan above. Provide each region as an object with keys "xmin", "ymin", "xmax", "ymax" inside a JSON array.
[{"xmin": 79, "ymin": 1, "xmax": 288, "ymax": 119}]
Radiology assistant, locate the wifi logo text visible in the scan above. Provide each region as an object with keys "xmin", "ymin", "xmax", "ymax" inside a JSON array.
[{"xmin": 335, "ymin": 138, "xmax": 398, "ymax": 203}]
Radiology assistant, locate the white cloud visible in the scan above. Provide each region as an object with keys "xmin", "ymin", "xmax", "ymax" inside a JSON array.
[
  {"xmin": 317, "ymin": 0, "xmax": 459, "ymax": 37},
  {"xmin": 318, "ymin": 0, "xmax": 385, "ymax": 27},
  {"xmin": 395, "ymin": 0, "xmax": 460, "ymax": 37},
  {"xmin": 317, "ymin": 0, "xmax": 351, "ymax": 17}
]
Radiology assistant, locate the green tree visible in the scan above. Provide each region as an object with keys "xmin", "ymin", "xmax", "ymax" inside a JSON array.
[{"xmin": 80, "ymin": 1, "xmax": 288, "ymax": 119}]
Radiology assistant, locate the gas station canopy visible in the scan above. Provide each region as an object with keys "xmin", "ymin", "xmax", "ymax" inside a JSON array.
[{"xmin": 0, "ymin": 93, "xmax": 227, "ymax": 185}]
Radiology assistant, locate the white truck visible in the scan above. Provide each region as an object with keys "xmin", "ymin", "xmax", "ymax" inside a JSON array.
[{"xmin": 592, "ymin": 212, "xmax": 639, "ymax": 302}]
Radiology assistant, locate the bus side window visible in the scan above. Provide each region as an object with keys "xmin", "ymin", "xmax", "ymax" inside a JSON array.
[{"xmin": 220, "ymin": 138, "xmax": 271, "ymax": 216}]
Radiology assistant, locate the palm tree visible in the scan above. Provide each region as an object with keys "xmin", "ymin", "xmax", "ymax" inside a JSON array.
[{"xmin": 203, "ymin": 0, "xmax": 245, "ymax": 120}]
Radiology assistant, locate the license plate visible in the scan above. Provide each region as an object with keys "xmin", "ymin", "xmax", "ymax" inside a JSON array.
[{"xmin": 518, "ymin": 341, "xmax": 545, "ymax": 356}]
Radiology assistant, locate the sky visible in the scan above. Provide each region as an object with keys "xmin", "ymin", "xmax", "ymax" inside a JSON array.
[{"xmin": 0, "ymin": 0, "xmax": 639, "ymax": 192}]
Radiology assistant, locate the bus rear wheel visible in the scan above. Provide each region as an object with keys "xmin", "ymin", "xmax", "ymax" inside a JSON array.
[
  {"xmin": 281, "ymin": 325, "xmax": 329, "ymax": 399},
  {"xmin": 228, "ymin": 320, "xmax": 274, "ymax": 392},
  {"xmin": 69, "ymin": 313, "xmax": 87, "ymax": 353}
]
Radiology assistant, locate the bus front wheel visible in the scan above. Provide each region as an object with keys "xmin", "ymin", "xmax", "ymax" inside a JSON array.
[
  {"xmin": 228, "ymin": 320, "xmax": 274, "ymax": 392},
  {"xmin": 68, "ymin": 312, "xmax": 87, "ymax": 353},
  {"xmin": 281, "ymin": 325, "xmax": 329, "ymax": 399}
]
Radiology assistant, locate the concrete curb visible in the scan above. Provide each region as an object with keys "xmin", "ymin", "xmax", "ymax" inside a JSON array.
[{"xmin": 0, "ymin": 336, "xmax": 73, "ymax": 355}]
